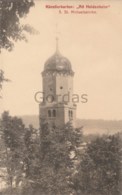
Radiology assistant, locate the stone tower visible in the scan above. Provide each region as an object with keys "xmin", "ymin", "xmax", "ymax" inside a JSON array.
[{"xmin": 39, "ymin": 39, "xmax": 76, "ymax": 128}]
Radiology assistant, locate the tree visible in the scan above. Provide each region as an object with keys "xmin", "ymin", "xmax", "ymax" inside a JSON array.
[
  {"xmin": 0, "ymin": 111, "xmax": 26, "ymax": 192},
  {"xmin": 74, "ymin": 134, "xmax": 122, "ymax": 195},
  {"xmin": 0, "ymin": 69, "xmax": 10, "ymax": 98},
  {"xmin": 0, "ymin": 69, "xmax": 9, "ymax": 89},
  {"xmin": 23, "ymin": 124, "xmax": 40, "ymax": 179},
  {"xmin": 22, "ymin": 123, "xmax": 83, "ymax": 195},
  {"xmin": 0, "ymin": 0, "xmax": 35, "ymax": 52},
  {"xmin": 0, "ymin": 0, "xmax": 35, "ymax": 92}
]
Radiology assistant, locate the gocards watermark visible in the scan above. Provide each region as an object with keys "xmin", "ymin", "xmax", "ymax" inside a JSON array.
[{"xmin": 34, "ymin": 91, "xmax": 88, "ymax": 104}]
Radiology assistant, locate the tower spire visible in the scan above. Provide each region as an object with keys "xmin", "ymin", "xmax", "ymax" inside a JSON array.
[
  {"xmin": 56, "ymin": 37, "xmax": 59, "ymax": 53},
  {"xmin": 55, "ymin": 23, "xmax": 60, "ymax": 54}
]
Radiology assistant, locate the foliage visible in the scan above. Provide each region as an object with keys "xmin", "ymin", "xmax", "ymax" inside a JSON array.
[
  {"xmin": 0, "ymin": 1, "xmax": 35, "ymax": 92},
  {"xmin": 22, "ymin": 122, "xmax": 83, "ymax": 195},
  {"xmin": 23, "ymin": 124, "xmax": 40, "ymax": 179},
  {"xmin": 1, "ymin": 113, "xmax": 122, "ymax": 195},
  {"xmin": 0, "ymin": 0, "xmax": 35, "ymax": 52},
  {"xmin": 0, "ymin": 69, "xmax": 10, "ymax": 98},
  {"xmin": 0, "ymin": 111, "xmax": 26, "ymax": 189},
  {"xmin": 0, "ymin": 69, "xmax": 9, "ymax": 89},
  {"xmin": 73, "ymin": 134, "xmax": 122, "ymax": 195}
]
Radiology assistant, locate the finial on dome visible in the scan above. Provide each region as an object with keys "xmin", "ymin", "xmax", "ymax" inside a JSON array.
[
  {"xmin": 55, "ymin": 23, "xmax": 60, "ymax": 54},
  {"xmin": 56, "ymin": 37, "xmax": 59, "ymax": 53}
]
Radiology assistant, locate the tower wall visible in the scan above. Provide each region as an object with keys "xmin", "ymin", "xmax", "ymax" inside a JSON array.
[
  {"xmin": 39, "ymin": 103, "xmax": 76, "ymax": 128},
  {"xmin": 39, "ymin": 48, "xmax": 76, "ymax": 129},
  {"xmin": 42, "ymin": 73, "xmax": 56, "ymax": 103},
  {"xmin": 56, "ymin": 74, "xmax": 73, "ymax": 103}
]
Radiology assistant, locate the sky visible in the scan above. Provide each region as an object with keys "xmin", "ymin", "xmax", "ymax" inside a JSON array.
[{"xmin": 0, "ymin": 0, "xmax": 122, "ymax": 120}]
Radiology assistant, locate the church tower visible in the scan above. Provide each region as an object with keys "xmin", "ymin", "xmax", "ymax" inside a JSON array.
[{"xmin": 39, "ymin": 39, "xmax": 76, "ymax": 128}]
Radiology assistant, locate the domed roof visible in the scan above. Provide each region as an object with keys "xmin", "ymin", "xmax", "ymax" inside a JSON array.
[
  {"xmin": 44, "ymin": 51, "xmax": 72, "ymax": 72},
  {"xmin": 42, "ymin": 38, "xmax": 74, "ymax": 75}
]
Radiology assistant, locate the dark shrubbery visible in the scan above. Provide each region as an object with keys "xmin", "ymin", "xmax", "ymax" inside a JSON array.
[{"xmin": 0, "ymin": 113, "xmax": 121, "ymax": 195}]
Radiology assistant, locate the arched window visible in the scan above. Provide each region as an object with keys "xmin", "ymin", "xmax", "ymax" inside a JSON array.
[
  {"xmin": 53, "ymin": 109, "xmax": 56, "ymax": 117},
  {"xmin": 69, "ymin": 110, "xmax": 73, "ymax": 118},
  {"xmin": 48, "ymin": 110, "xmax": 51, "ymax": 117}
]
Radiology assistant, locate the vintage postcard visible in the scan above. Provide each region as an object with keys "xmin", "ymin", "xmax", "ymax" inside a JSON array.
[{"xmin": 0, "ymin": 0, "xmax": 122, "ymax": 194}]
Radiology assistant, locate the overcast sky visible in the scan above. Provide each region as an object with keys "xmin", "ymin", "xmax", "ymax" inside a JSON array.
[{"xmin": 0, "ymin": 0, "xmax": 122, "ymax": 120}]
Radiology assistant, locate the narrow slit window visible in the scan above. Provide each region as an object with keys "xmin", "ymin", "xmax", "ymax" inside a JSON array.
[
  {"xmin": 69, "ymin": 110, "xmax": 71, "ymax": 117},
  {"xmin": 48, "ymin": 110, "xmax": 51, "ymax": 117},
  {"xmin": 53, "ymin": 109, "xmax": 56, "ymax": 117}
]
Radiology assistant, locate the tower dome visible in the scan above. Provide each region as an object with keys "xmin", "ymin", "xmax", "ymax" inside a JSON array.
[{"xmin": 42, "ymin": 38, "xmax": 74, "ymax": 75}]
